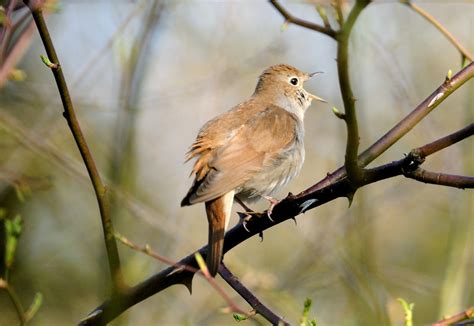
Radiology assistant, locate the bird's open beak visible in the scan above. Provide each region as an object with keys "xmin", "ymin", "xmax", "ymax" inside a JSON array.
[
  {"xmin": 309, "ymin": 71, "xmax": 323, "ymax": 77},
  {"xmin": 308, "ymin": 92, "xmax": 327, "ymax": 103},
  {"xmin": 306, "ymin": 71, "xmax": 326, "ymax": 103}
]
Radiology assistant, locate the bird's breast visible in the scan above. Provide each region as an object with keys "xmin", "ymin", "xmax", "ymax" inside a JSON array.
[{"xmin": 237, "ymin": 135, "xmax": 305, "ymax": 201}]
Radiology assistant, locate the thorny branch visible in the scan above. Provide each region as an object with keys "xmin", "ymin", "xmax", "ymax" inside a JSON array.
[
  {"xmin": 269, "ymin": 0, "xmax": 337, "ymax": 39},
  {"xmin": 219, "ymin": 264, "xmax": 290, "ymax": 326},
  {"xmin": 80, "ymin": 121, "xmax": 473, "ymax": 324},
  {"xmin": 302, "ymin": 61, "xmax": 474, "ymax": 195},
  {"xmin": 335, "ymin": 0, "xmax": 370, "ymax": 185},
  {"xmin": 78, "ymin": 1, "xmax": 474, "ymax": 324}
]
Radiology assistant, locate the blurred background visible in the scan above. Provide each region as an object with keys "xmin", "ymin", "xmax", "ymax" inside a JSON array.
[{"xmin": 0, "ymin": 0, "xmax": 472, "ymax": 325}]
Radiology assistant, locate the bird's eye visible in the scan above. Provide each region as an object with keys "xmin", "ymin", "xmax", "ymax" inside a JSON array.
[{"xmin": 290, "ymin": 77, "xmax": 299, "ymax": 86}]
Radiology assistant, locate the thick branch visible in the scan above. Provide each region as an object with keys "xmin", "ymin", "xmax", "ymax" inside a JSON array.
[
  {"xmin": 269, "ymin": 0, "xmax": 337, "ymax": 39},
  {"xmin": 80, "ymin": 120, "xmax": 473, "ymax": 324},
  {"xmin": 303, "ymin": 61, "xmax": 474, "ymax": 194},
  {"xmin": 219, "ymin": 264, "xmax": 290, "ymax": 326},
  {"xmin": 337, "ymin": 0, "xmax": 370, "ymax": 184},
  {"xmin": 24, "ymin": 2, "xmax": 125, "ymax": 291}
]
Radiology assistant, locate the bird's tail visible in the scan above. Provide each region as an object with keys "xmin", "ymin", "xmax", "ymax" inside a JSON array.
[{"xmin": 204, "ymin": 191, "xmax": 234, "ymax": 277}]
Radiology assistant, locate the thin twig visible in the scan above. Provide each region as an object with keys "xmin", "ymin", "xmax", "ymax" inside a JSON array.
[
  {"xmin": 114, "ymin": 233, "xmax": 249, "ymax": 322},
  {"xmin": 23, "ymin": 1, "xmax": 125, "ymax": 291},
  {"xmin": 219, "ymin": 264, "xmax": 290, "ymax": 326},
  {"xmin": 431, "ymin": 306, "xmax": 474, "ymax": 326},
  {"xmin": 115, "ymin": 232, "xmax": 198, "ymax": 274},
  {"xmin": 2, "ymin": 281, "xmax": 27, "ymax": 325},
  {"xmin": 401, "ymin": 0, "xmax": 473, "ymax": 62},
  {"xmin": 413, "ymin": 123, "xmax": 474, "ymax": 158},
  {"xmin": 333, "ymin": 0, "xmax": 345, "ymax": 27},
  {"xmin": 0, "ymin": 20, "xmax": 35, "ymax": 88},
  {"xmin": 269, "ymin": 0, "xmax": 337, "ymax": 39},
  {"xmin": 404, "ymin": 168, "xmax": 474, "ymax": 189}
]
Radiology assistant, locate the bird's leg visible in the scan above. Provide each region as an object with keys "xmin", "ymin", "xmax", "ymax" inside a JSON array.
[
  {"xmin": 261, "ymin": 195, "xmax": 280, "ymax": 222},
  {"xmin": 235, "ymin": 197, "xmax": 256, "ymax": 233},
  {"xmin": 235, "ymin": 197, "xmax": 265, "ymax": 240},
  {"xmin": 235, "ymin": 196, "xmax": 253, "ymax": 213}
]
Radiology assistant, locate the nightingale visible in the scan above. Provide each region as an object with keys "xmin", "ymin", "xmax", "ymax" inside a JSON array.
[{"xmin": 181, "ymin": 64, "xmax": 325, "ymax": 276}]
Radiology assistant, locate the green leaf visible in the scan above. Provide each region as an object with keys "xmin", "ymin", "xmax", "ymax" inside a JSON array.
[
  {"xmin": 446, "ymin": 69, "xmax": 453, "ymax": 80},
  {"xmin": 25, "ymin": 292, "xmax": 43, "ymax": 322},
  {"xmin": 397, "ymin": 298, "xmax": 414, "ymax": 326},
  {"xmin": 461, "ymin": 55, "xmax": 469, "ymax": 69},
  {"xmin": 0, "ymin": 6, "xmax": 6, "ymax": 26},
  {"xmin": 280, "ymin": 20, "xmax": 289, "ymax": 32},
  {"xmin": 233, "ymin": 313, "xmax": 248, "ymax": 322},
  {"xmin": 332, "ymin": 107, "xmax": 346, "ymax": 120},
  {"xmin": 300, "ymin": 298, "xmax": 317, "ymax": 326},
  {"xmin": 8, "ymin": 69, "xmax": 27, "ymax": 82},
  {"xmin": 40, "ymin": 55, "xmax": 58, "ymax": 69},
  {"xmin": 194, "ymin": 252, "xmax": 209, "ymax": 275},
  {"xmin": 5, "ymin": 215, "xmax": 23, "ymax": 269}
]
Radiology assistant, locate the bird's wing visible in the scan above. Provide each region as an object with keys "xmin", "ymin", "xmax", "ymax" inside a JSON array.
[{"xmin": 181, "ymin": 105, "xmax": 298, "ymax": 205}]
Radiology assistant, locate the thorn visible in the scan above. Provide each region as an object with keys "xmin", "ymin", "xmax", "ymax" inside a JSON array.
[
  {"xmin": 291, "ymin": 217, "xmax": 297, "ymax": 226},
  {"xmin": 259, "ymin": 231, "xmax": 264, "ymax": 242},
  {"xmin": 286, "ymin": 192, "xmax": 296, "ymax": 200},
  {"xmin": 346, "ymin": 191, "xmax": 355, "ymax": 207},
  {"xmin": 181, "ymin": 274, "xmax": 194, "ymax": 295}
]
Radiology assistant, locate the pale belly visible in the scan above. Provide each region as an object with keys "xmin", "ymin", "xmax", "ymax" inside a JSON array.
[{"xmin": 237, "ymin": 141, "xmax": 305, "ymax": 201}]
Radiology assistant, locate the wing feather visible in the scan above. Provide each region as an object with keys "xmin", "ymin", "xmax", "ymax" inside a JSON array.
[{"xmin": 181, "ymin": 104, "xmax": 298, "ymax": 206}]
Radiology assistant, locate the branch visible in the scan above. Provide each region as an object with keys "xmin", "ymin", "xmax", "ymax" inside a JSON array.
[
  {"xmin": 303, "ymin": 61, "xmax": 474, "ymax": 194},
  {"xmin": 80, "ymin": 120, "xmax": 473, "ymax": 324},
  {"xmin": 336, "ymin": 0, "xmax": 370, "ymax": 184},
  {"xmin": 333, "ymin": 0, "xmax": 345, "ymax": 27},
  {"xmin": 431, "ymin": 306, "xmax": 474, "ymax": 326},
  {"xmin": 413, "ymin": 123, "xmax": 474, "ymax": 158},
  {"xmin": 219, "ymin": 264, "xmax": 290, "ymax": 326},
  {"xmin": 269, "ymin": 0, "xmax": 337, "ymax": 39},
  {"xmin": 1, "ymin": 280, "xmax": 26, "ymax": 325},
  {"xmin": 23, "ymin": 1, "xmax": 125, "ymax": 291},
  {"xmin": 402, "ymin": 123, "xmax": 474, "ymax": 188},
  {"xmin": 404, "ymin": 168, "xmax": 474, "ymax": 189},
  {"xmin": 401, "ymin": 0, "xmax": 473, "ymax": 62}
]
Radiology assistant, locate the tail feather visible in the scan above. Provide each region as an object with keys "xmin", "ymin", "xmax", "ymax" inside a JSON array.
[{"xmin": 204, "ymin": 191, "xmax": 234, "ymax": 277}]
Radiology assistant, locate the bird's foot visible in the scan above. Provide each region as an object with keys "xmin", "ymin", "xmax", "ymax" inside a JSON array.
[
  {"xmin": 237, "ymin": 211, "xmax": 259, "ymax": 232},
  {"xmin": 237, "ymin": 211, "xmax": 265, "ymax": 241},
  {"xmin": 262, "ymin": 195, "xmax": 280, "ymax": 222}
]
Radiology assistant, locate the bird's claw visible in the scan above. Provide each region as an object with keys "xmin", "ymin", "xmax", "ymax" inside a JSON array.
[
  {"xmin": 262, "ymin": 195, "xmax": 279, "ymax": 222},
  {"xmin": 238, "ymin": 211, "xmax": 257, "ymax": 232}
]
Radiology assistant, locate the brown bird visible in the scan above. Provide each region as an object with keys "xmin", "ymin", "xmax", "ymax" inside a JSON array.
[{"xmin": 181, "ymin": 64, "xmax": 325, "ymax": 276}]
